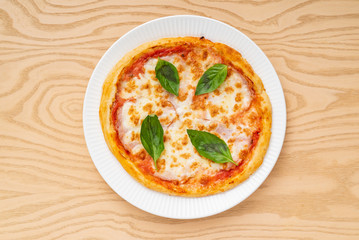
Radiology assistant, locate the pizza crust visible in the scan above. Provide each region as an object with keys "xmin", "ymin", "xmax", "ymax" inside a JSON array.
[{"xmin": 99, "ymin": 37, "xmax": 272, "ymax": 197}]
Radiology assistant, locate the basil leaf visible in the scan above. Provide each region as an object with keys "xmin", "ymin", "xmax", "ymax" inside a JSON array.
[
  {"xmin": 155, "ymin": 58, "xmax": 180, "ymax": 96},
  {"xmin": 195, "ymin": 64, "xmax": 228, "ymax": 95},
  {"xmin": 187, "ymin": 129, "xmax": 237, "ymax": 165},
  {"xmin": 140, "ymin": 115, "xmax": 164, "ymax": 170}
]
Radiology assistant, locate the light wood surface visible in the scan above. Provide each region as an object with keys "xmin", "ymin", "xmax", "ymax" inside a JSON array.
[{"xmin": 1, "ymin": 0, "xmax": 358, "ymax": 239}]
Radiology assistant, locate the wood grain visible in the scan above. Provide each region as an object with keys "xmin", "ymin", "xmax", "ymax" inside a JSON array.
[{"xmin": 1, "ymin": 0, "xmax": 358, "ymax": 239}]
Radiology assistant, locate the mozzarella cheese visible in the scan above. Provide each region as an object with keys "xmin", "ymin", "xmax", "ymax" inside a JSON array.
[{"xmin": 116, "ymin": 49, "xmax": 256, "ymax": 182}]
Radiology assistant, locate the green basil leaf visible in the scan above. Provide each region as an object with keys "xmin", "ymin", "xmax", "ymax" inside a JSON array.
[
  {"xmin": 186, "ymin": 129, "xmax": 237, "ymax": 165},
  {"xmin": 155, "ymin": 58, "xmax": 180, "ymax": 96},
  {"xmin": 195, "ymin": 64, "xmax": 228, "ymax": 95},
  {"xmin": 140, "ymin": 115, "xmax": 164, "ymax": 170}
]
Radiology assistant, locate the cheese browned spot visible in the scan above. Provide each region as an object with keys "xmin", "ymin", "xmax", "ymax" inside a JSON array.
[
  {"xmin": 125, "ymin": 80, "xmax": 137, "ymax": 93},
  {"xmin": 155, "ymin": 109, "xmax": 163, "ymax": 116},
  {"xmin": 235, "ymin": 93, "xmax": 242, "ymax": 102},
  {"xmin": 208, "ymin": 122, "xmax": 218, "ymax": 131},
  {"xmin": 180, "ymin": 153, "xmax": 191, "ymax": 159},
  {"xmin": 224, "ymin": 86, "xmax": 234, "ymax": 93},
  {"xmin": 143, "ymin": 103, "xmax": 153, "ymax": 113}
]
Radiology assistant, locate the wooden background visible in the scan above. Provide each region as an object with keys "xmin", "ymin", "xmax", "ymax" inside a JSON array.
[{"xmin": 1, "ymin": 0, "xmax": 358, "ymax": 239}]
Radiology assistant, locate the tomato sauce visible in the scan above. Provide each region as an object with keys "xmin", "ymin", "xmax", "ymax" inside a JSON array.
[
  {"xmin": 122, "ymin": 45, "xmax": 190, "ymax": 81},
  {"xmin": 137, "ymin": 155, "xmax": 155, "ymax": 175},
  {"xmin": 111, "ymin": 98, "xmax": 123, "ymax": 125}
]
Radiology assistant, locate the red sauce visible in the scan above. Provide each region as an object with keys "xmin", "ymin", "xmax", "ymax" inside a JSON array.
[
  {"xmin": 137, "ymin": 155, "xmax": 155, "ymax": 175},
  {"xmin": 111, "ymin": 97, "xmax": 127, "ymax": 124},
  {"xmin": 122, "ymin": 45, "xmax": 190, "ymax": 81},
  {"xmin": 111, "ymin": 99, "xmax": 122, "ymax": 125},
  {"xmin": 215, "ymin": 168, "xmax": 236, "ymax": 181},
  {"xmin": 111, "ymin": 97, "xmax": 136, "ymax": 125},
  {"xmin": 249, "ymin": 131, "xmax": 260, "ymax": 151}
]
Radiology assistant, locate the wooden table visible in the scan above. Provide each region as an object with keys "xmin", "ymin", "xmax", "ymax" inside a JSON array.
[{"xmin": 1, "ymin": 1, "xmax": 358, "ymax": 239}]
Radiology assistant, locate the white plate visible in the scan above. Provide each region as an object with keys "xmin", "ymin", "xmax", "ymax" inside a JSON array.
[{"xmin": 83, "ymin": 15, "xmax": 286, "ymax": 219}]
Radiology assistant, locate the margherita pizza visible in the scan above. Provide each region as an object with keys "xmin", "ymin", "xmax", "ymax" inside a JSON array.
[{"xmin": 99, "ymin": 37, "xmax": 272, "ymax": 196}]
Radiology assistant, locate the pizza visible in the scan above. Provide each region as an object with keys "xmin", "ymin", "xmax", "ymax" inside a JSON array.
[{"xmin": 99, "ymin": 37, "xmax": 272, "ymax": 196}]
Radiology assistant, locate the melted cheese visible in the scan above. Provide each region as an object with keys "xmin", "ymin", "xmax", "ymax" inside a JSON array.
[{"xmin": 116, "ymin": 47, "xmax": 256, "ymax": 182}]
